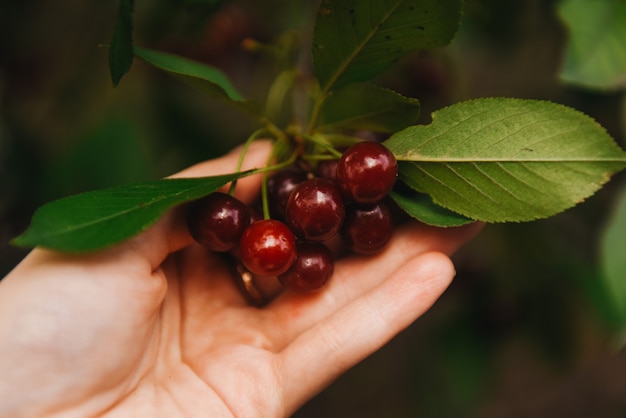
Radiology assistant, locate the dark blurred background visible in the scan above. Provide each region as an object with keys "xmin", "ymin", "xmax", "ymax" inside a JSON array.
[{"xmin": 2, "ymin": 0, "xmax": 626, "ymax": 416}]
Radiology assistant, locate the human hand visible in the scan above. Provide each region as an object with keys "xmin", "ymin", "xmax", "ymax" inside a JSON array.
[{"xmin": 0, "ymin": 140, "xmax": 481, "ymax": 418}]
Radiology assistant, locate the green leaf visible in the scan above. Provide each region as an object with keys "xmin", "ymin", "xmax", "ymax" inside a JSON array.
[
  {"xmin": 134, "ymin": 47, "xmax": 262, "ymax": 117},
  {"xmin": 317, "ymin": 83, "xmax": 420, "ymax": 133},
  {"xmin": 389, "ymin": 187, "xmax": 474, "ymax": 227},
  {"xmin": 109, "ymin": 0, "xmax": 134, "ymax": 87},
  {"xmin": 601, "ymin": 185, "xmax": 626, "ymax": 333},
  {"xmin": 11, "ymin": 171, "xmax": 252, "ymax": 252},
  {"xmin": 384, "ymin": 98, "xmax": 626, "ymax": 223},
  {"xmin": 312, "ymin": 0, "xmax": 462, "ymax": 93},
  {"xmin": 558, "ymin": 0, "xmax": 626, "ymax": 90}
]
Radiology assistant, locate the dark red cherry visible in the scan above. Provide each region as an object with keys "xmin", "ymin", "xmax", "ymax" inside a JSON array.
[
  {"xmin": 267, "ymin": 168, "xmax": 308, "ymax": 220},
  {"xmin": 315, "ymin": 159, "xmax": 339, "ymax": 181},
  {"xmin": 248, "ymin": 206, "xmax": 264, "ymax": 224},
  {"xmin": 279, "ymin": 242, "xmax": 334, "ymax": 293},
  {"xmin": 239, "ymin": 219, "xmax": 297, "ymax": 277},
  {"xmin": 187, "ymin": 192, "xmax": 250, "ymax": 252},
  {"xmin": 335, "ymin": 141, "xmax": 398, "ymax": 203},
  {"xmin": 285, "ymin": 178, "xmax": 345, "ymax": 242},
  {"xmin": 341, "ymin": 201, "xmax": 393, "ymax": 254}
]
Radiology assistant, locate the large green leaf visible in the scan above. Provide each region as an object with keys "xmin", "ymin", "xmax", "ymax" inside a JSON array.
[
  {"xmin": 385, "ymin": 98, "xmax": 626, "ymax": 222},
  {"xmin": 109, "ymin": 0, "xmax": 134, "ymax": 86},
  {"xmin": 317, "ymin": 83, "xmax": 420, "ymax": 133},
  {"xmin": 559, "ymin": 0, "xmax": 626, "ymax": 90},
  {"xmin": 601, "ymin": 186, "xmax": 626, "ymax": 333},
  {"xmin": 134, "ymin": 47, "xmax": 262, "ymax": 117},
  {"xmin": 12, "ymin": 171, "xmax": 252, "ymax": 252},
  {"xmin": 311, "ymin": 0, "xmax": 462, "ymax": 94}
]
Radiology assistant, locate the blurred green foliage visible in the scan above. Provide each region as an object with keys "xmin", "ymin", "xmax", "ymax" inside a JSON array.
[
  {"xmin": 2, "ymin": 0, "xmax": 626, "ymax": 417},
  {"xmin": 558, "ymin": 0, "xmax": 626, "ymax": 90}
]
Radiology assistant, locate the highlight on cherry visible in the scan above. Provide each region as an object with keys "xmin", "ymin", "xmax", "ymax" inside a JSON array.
[{"xmin": 186, "ymin": 139, "xmax": 399, "ymax": 294}]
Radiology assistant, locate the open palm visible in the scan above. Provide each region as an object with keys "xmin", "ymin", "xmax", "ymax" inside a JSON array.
[{"xmin": 0, "ymin": 141, "xmax": 480, "ymax": 418}]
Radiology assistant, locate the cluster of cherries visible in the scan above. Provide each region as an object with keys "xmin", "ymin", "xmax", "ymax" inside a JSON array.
[{"xmin": 186, "ymin": 141, "xmax": 398, "ymax": 294}]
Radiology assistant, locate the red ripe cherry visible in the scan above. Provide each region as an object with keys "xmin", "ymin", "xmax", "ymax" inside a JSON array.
[
  {"xmin": 341, "ymin": 201, "xmax": 393, "ymax": 254},
  {"xmin": 187, "ymin": 192, "xmax": 250, "ymax": 252},
  {"xmin": 285, "ymin": 178, "xmax": 345, "ymax": 242},
  {"xmin": 279, "ymin": 242, "xmax": 334, "ymax": 293},
  {"xmin": 267, "ymin": 168, "xmax": 308, "ymax": 220},
  {"xmin": 239, "ymin": 219, "xmax": 297, "ymax": 277},
  {"xmin": 335, "ymin": 141, "xmax": 398, "ymax": 203}
]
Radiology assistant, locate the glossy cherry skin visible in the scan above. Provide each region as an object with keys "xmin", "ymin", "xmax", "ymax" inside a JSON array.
[
  {"xmin": 285, "ymin": 178, "xmax": 345, "ymax": 242},
  {"xmin": 239, "ymin": 219, "xmax": 297, "ymax": 277},
  {"xmin": 187, "ymin": 192, "xmax": 250, "ymax": 252},
  {"xmin": 341, "ymin": 201, "xmax": 393, "ymax": 254},
  {"xmin": 279, "ymin": 242, "xmax": 334, "ymax": 293},
  {"xmin": 335, "ymin": 141, "xmax": 398, "ymax": 203},
  {"xmin": 267, "ymin": 168, "xmax": 308, "ymax": 220}
]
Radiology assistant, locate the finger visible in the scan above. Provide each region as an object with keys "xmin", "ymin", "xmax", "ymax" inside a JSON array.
[
  {"xmin": 171, "ymin": 139, "xmax": 272, "ymax": 204},
  {"xmin": 265, "ymin": 221, "xmax": 481, "ymax": 345},
  {"xmin": 278, "ymin": 251, "xmax": 456, "ymax": 414},
  {"xmin": 126, "ymin": 140, "xmax": 272, "ymax": 269}
]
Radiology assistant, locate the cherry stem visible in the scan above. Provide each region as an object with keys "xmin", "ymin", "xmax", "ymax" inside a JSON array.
[
  {"xmin": 256, "ymin": 113, "xmax": 287, "ymax": 142},
  {"xmin": 228, "ymin": 128, "xmax": 268, "ymax": 196},
  {"xmin": 261, "ymin": 171, "xmax": 271, "ymax": 220},
  {"xmin": 260, "ymin": 145, "xmax": 298, "ymax": 220},
  {"xmin": 301, "ymin": 133, "xmax": 343, "ymax": 158},
  {"xmin": 302, "ymin": 153, "xmax": 339, "ymax": 162}
]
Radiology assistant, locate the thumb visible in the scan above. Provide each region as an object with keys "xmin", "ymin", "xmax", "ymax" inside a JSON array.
[{"xmin": 171, "ymin": 139, "xmax": 272, "ymax": 204}]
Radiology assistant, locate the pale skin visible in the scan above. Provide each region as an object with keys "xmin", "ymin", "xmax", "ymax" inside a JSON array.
[{"xmin": 0, "ymin": 141, "xmax": 481, "ymax": 417}]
